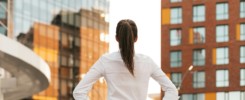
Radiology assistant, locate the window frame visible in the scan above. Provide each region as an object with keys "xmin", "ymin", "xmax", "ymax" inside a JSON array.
[
  {"xmin": 216, "ymin": 25, "xmax": 229, "ymax": 43},
  {"xmin": 193, "ymin": 49, "xmax": 206, "ymax": 66},
  {"xmin": 216, "ymin": 3, "xmax": 229, "ymax": 20},
  {"xmin": 170, "ymin": 50, "xmax": 182, "ymax": 67},
  {"xmin": 241, "ymin": 46, "xmax": 245, "ymax": 63},
  {"xmin": 216, "ymin": 47, "xmax": 229, "ymax": 65},
  {"xmin": 170, "ymin": 7, "xmax": 182, "ymax": 24},
  {"xmin": 170, "ymin": 28, "xmax": 182, "ymax": 46},
  {"xmin": 193, "ymin": 5, "xmax": 205, "ymax": 22},
  {"xmin": 216, "ymin": 69, "xmax": 229, "ymax": 87},
  {"xmin": 171, "ymin": 72, "xmax": 182, "ymax": 87},
  {"xmin": 193, "ymin": 71, "xmax": 205, "ymax": 88},
  {"xmin": 241, "ymin": 0, "xmax": 245, "ymax": 18},
  {"xmin": 193, "ymin": 27, "xmax": 206, "ymax": 44}
]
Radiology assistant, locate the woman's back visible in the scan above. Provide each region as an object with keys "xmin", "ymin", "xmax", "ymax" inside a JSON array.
[
  {"xmin": 73, "ymin": 52, "xmax": 179, "ymax": 100},
  {"xmin": 102, "ymin": 52, "xmax": 153, "ymax": 100}
]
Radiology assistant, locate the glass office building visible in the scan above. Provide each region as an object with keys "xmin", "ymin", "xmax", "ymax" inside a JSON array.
[{"xmin": 2, "ymin": 0, "xmax": 110, "ymax": 99}]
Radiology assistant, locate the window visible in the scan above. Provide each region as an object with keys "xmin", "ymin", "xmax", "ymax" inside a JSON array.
[
  {"xmin": 171, "ymin": 7, "xmax": 182, "ymax": 24},
  {"xmin": 171, "ymin": 73, "xmax": 182, "ymax": 87},
  {"xmin": 193, "ymin": 49, "xmax": 205, "ymax": 66},
  {"xmin": 0, "ymin": 26, "xmax": 6, "ymax": 35},
  {"xmin": 240, "ymin": 69, "xmax": 245, "ymax": 86},
  {"xmin": 241, "ymin": 0, "xmax": 245, "ymax": 18},
  {"xmin": 170, "ymin": 29, "xmax": 182, "ymax": 46},
  {"xmin": 182, "ymin": 93, "xmax": 205, "ymax": 100},
  {"xmin": 216, "ymin": 47, "xmax": 229, "ymax": 65},
  {"xmin": 170, "ymin": 0, "xmax": 182, "ymax": 3},
  {"xmin": 193, "ymin": 27, "xmax": 205, "ymax": 44},
  {"xmin": 217, "ymin": 91, "xmax": 243, "ymax": 100},
  {"xmin": 0, "ymin": 1, "xmax": 6, "ymax": 19},
  {"xmin": 170, "ymin": 51, "xmax": 182, "ymax": 67},
  {"xmin": 193, "ymin": 5, "xmax": 205, "ymax": 22},
  {"xmin": 193, "ymin": 71, "xmax": 205, "ymax": 88},
  {"xmin": 217, "ymin": 92, "xmax": 229, "ymax": 100},
  {"xmin": 216, "ymin": 3, "xmax": 229, "ymax": 20},
  {"xmin": 241, "ymin": 46, "xmax": 245, "ymax": 63},
  {"xmin": 216, "ymin": 70, "xmax": 229, "ymax": 87},
  {"xmin": 241, "ymin": 24, "xmax": 245, "ymax": 40},
  {"xmin": 216, "ymin": 25, "xmax": 229, "ymax": 42}
]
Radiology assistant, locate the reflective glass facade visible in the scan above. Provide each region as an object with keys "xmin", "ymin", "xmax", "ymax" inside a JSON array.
[
  {"xmin": 0, "ymin": 0, "xmax": 7, "ymax": 36},
  {"xmin": 0, "ymin": 0, "xmax": 6, "ymax": 19},
  {"xmin": 13, "ymin": 0, "xmax": 109, "ymax": 100}
]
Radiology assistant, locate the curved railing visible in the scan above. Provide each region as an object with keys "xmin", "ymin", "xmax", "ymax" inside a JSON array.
[{"xmin": 0, "ymin": 34, "xmax": 50, "ymax": 100}]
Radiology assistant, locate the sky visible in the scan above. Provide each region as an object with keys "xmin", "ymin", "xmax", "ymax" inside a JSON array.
[{"xmin": 109, "ymin": 0, "xmax": 161, "ymax": 99}]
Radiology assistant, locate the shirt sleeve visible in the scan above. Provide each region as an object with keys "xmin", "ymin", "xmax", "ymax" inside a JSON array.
[
  {"xmin": 150, "ymin": 59, "xmax": 179, "ymax": 100},
  {"xmin": 73, "ymin": 57, "xmax": 105, "ymax": 100}
]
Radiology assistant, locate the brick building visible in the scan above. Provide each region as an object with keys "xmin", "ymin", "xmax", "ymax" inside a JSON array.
[{"xmin": 161, "ymin": 0, "xmax": 245, "ymax": 100}]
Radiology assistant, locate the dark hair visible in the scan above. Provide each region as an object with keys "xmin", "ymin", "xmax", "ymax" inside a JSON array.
[{"xmin": 116, "ymin": 19, "xmax": 138, "ymax": 76}]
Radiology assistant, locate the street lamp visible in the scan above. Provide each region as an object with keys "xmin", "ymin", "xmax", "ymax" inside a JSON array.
[{"xmin": 177, "ymin": 65, "xmax": 194, "ymax": 91}]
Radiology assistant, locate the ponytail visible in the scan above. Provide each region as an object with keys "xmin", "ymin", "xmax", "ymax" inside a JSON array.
[{"xmin": 116, "ymin": 19, "xmax": 138, "ymax": 76}]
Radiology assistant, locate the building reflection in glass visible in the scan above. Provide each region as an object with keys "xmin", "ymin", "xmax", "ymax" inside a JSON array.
[{"xmin": 14, "ymin": 0, "xmax": 109, "ymax": 100}]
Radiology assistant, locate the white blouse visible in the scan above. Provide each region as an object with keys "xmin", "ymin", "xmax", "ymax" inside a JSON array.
[{"xmin": 73, "ymin": 52, "xmax": 179, "ymax": 100}]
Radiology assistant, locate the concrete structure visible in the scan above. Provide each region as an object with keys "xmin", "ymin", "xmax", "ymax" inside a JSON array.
[
  {"xmin": 161, "ymin": 0, "xmax": 245, "ymax": 100},
  {"xmin": 0, "ymin": 34, "xmax": 50, "ymax": 100}
]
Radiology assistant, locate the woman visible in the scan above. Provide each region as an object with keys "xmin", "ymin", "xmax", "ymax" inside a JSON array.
[{"xmin": 73, "ymin": 19, "xmax": 179, "ymax": 100}]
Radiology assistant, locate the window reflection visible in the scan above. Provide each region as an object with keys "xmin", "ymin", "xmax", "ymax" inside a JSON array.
[
  {"xmin": 193, "ymin": 27, "xmax": 205, "ymax": 44},
  {"xmin": 170, "ymin": 29, "xmax": 181, "ymax": 46},
  {"xmin": 0, "ymin": 1, "xmax": 6, "ymax": 19},
  {"xmin": 0, "ymin": 26, "xmax": 6, "ymax": 35}
]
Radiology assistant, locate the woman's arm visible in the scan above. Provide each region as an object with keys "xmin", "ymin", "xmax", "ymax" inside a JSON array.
[
  {"xmin": 73, "ymin": 58, "xmax": 104, "ymax": 100},
  {"xmin": 150, "ymin": 59, "xmax": 179, "ymax": 100}
]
